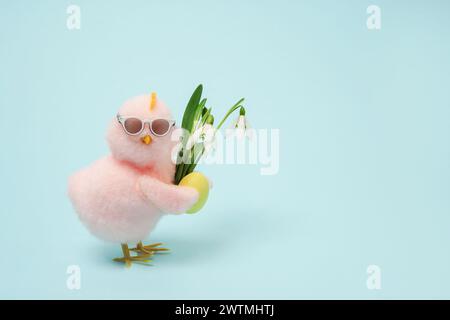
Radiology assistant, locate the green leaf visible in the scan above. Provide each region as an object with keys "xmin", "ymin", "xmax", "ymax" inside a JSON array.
[
  {"xmin": 192, "ymin": 98, "xmax": 207, "ymax": 129},
  {"xmin": 176, "ymin": 84, "xmax": 204, "ymax": 183},
  {"xmin": 181, "ymin": 84, "xmax": 203, "ymax": 132}
]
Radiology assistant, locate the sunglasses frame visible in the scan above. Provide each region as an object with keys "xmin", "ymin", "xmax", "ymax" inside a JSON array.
[{"xmin": 116, "ymin": 114, "xmax": 176, "ymax": 137}]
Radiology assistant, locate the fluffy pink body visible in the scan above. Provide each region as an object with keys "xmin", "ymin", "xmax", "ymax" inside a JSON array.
[
  {"xmin": 69, "ymin": 157, "xmax": 165, "ymax": 243},
  {"xmin": 68, "ymin": 94, "xmax": 198, "ymax": 243}
]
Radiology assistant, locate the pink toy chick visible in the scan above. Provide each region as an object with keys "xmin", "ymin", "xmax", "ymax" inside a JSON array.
[{"xmin": 68, "ymin": 93, "xmax": 200, "ymax": 266}]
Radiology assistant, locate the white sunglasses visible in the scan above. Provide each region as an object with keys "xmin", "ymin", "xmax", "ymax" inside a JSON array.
[{"xmin": 116, "ymin": 114, "xmax": 175, "ymax": 137}]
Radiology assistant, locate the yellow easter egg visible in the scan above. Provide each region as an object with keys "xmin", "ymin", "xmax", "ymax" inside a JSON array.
[{"xmin": 179, "ymin": 172, "xmax": 210, "ymax": 214}]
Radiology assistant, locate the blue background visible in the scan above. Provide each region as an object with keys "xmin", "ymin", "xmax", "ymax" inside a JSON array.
[{"xmin": 1, "ymin": 0, "xmax": 449, "ymax": 299}]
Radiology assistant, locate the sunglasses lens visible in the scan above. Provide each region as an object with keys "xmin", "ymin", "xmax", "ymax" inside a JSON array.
[
  {"xmin": 123, "ymin": 118, "xmax": 143, "ymax": 134},
  {"xmin": 151, "ymin": 119, "xmax": 171, "ymax": 136}
]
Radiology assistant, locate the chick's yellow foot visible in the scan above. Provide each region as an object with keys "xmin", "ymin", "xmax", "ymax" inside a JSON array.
[
  {"xmin": 113, "ymin": 244, "xmax": 152, "ymax": 267},
  {"xmin": 113, "ymin": 255, "xmax": 152, "ymax": 267},
  {"xmin": 131, "ymin": 242, "xmax": 169, "ymax": 255}
]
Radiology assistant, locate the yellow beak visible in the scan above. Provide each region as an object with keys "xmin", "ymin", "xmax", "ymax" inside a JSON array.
[{"xmin": 141, "ymin": 135, "xmax": 152, "ymax": 145}]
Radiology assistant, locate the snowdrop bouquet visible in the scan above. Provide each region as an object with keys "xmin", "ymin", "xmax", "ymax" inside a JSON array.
[{"xmin": 174, "ymin": 84, "xmax": 249, "ymax": 213}]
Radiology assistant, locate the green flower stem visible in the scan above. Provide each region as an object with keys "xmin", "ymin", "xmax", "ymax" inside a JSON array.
[
  {"xmin": 175, "ymin": 160, "xmax": 186, "ymax": 184},
  {"xmin": 188, "ymin": 144, "xmax": 207, "ymax": 174},
  {"xmin": 176, "ymin": 144, "xmax": 202, "ymax": 184},
  {"xmin": 216, "ymin": 98, "xmax": 245, "ymax": 130}
]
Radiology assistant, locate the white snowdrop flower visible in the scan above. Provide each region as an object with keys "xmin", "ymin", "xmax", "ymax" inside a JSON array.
[
  {"xmin": 201, "ymin": 124, "xmax": 217, "ymax": 154},
  {"xmin": 228, "ymin": 114, "xmax": 253, "ymax": 139}
]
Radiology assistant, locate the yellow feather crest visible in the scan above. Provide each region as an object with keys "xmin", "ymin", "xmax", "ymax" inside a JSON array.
[{"xmin": 150, "ymin": 92, "xmax": 157, "ymax": 111}]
